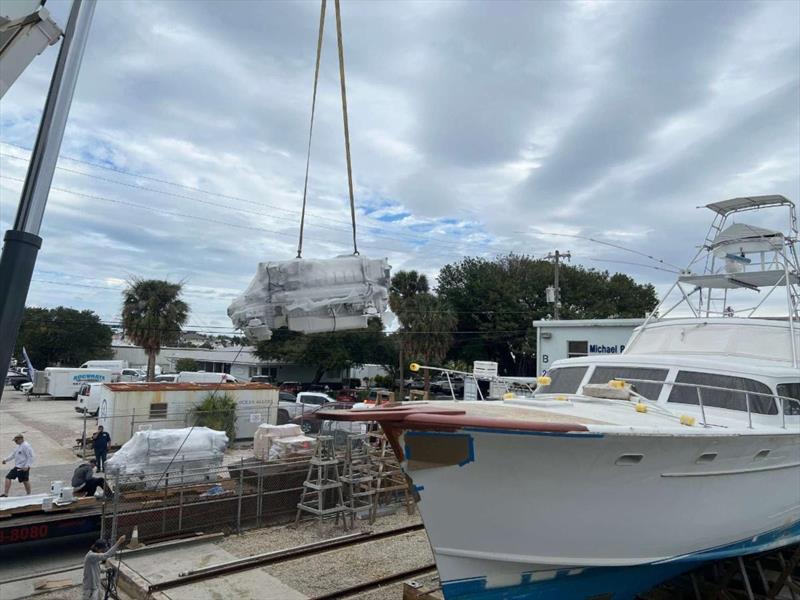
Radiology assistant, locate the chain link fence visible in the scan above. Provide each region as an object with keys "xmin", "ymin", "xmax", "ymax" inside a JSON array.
[{"xmin": 103, "ymin": 456, "xmax": 310, "ymax": 543}]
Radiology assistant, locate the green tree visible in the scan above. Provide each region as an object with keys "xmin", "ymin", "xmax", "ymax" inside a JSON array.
[
  {"xmin": 15, "ymin": 307, "xmax": 113, "ymax": 368},
  {"xmin": 253, "ymin": 318, "xmax": 389, "ymax": 383},
  {"xmin": 192, "ymin": 392, "xmax": 237, "ymax": 442},
  {"xmin": 121, "ymin": 279, "xmax": 189, "ymax": 381},
  {"xmin": 175, "ymin": 358, "xmax": 198, "ymax": 372},
  {"xmin": 390, "ymin": 271, "xmax": 456, "ymax": 396},
  {"xmin": 437, "ymin": 254, "xmax": 658, "ymax": 374}
]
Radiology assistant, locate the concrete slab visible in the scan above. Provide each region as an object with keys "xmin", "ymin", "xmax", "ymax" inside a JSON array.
[{"xmin": 120, "ymin": 541, "xmax": 307, "ymax": 600}]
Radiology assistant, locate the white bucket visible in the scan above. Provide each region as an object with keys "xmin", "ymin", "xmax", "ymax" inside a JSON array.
[
  {"xmin": 50, "ymin": 480, "xmax": 63, "ymax": 495},
  {"xmin": 59, "ymin": 486, "xmax": 74, "ymax": 502}
]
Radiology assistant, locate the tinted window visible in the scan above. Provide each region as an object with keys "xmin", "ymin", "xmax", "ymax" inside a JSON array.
[
  {"xmin": 589, "ymin": 367, "xmax": 669, "ymax": 401},
  {"xmin": 568, "ymin": 341, "xmax": 588, "ymax": 358},
  {"xmin": 536, "ymin": 366, "xmax": 588, "ymax": 395},
  {"xmin": 668, "ymin": 371, "xmax": 776, "ymax": 415},
  {"xmin": 302, "ymin": 394, "xmax": 328, "ymax": 405},
  {"xmin": 778, "ymin": 383, "xmax": 800, "ymax": 415},
  {"xmin": 279, "ymin": 392, "xmax": 296, "ymax": 402}
]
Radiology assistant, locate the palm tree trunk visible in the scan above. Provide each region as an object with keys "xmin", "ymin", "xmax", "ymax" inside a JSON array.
[
  {"xmin": 147, "ymin": 350, "xmax": 156, "ymax": 381},
  {"xmin": 423, "ymin": 370, "xmax": 430, "ymax": 399}
]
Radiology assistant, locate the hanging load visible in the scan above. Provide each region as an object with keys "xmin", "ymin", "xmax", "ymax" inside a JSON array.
[
  {"xmin": 229, "ymin": 0, "xmax": 391, "ymax": 341},
  {"xmin": 228, "ymin": 254, "xmax": 390, "ymax": 341}
]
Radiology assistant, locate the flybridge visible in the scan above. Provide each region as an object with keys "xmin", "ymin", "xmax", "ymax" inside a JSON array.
[{"xmin": 627, "ymin": 195, "xmax": 799, "ymax": 367}]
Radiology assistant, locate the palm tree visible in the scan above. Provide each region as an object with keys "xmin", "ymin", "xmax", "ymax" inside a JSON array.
[
  {"xmin": 121, "ymin": 279, "xmax": 189, "ymax": 380},
  {"xmin": 389, "ymin": 271, "xmax": 455, "ymax": 397}
]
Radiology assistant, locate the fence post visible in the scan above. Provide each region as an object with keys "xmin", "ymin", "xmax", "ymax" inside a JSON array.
[
  {"xmin": 111, "ymin": 471, "xmax": 120, "ymax": 541},
  {"xmin": 130, "ymin": 408, "xmax": 136, "ymax": 438},
  {"xmin": 162, "ymin": 471, "xmax": 169, "ymax": 535},
  {"xmin": 81, "ymin": 409, "xmax": 87, "ymax": 458},
  {"xmin": 236, "ymin": 458, "xmax": 244, "ymax": 533},
  {"xmin": 178, "ymin": 461, "xmax": 184, "ymax": 532},
  {"xmin": 256, "ymin": 462, "xmax": 263, "ymax": 528}
]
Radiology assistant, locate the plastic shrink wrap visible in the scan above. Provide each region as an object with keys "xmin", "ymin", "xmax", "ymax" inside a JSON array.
[
  {"xmin": 253, "ymin": 423, "xmax": 314, "ymax": 461},
  {"xmin": 228, "ymin": 255, "xmax": 391, "ymax": 341},
  {"xmin": 105, "ymin": 427, "xmax": 228, "ymax": 488}
]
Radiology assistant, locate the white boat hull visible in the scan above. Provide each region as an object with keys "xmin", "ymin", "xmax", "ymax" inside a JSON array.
[{"xmin": 403, "ymin": 427, "xmax": 800, "ymax": 599}]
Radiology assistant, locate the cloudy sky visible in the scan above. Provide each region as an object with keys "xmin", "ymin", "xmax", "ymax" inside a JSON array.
[{"xmin": 1, "ymin": 0, "xmax": 798, "ymax": 333}]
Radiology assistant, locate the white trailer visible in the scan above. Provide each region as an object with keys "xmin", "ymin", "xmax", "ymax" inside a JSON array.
[
  {"xmin": 31, "ymin": 367, "xmax": 112, "ymax": 398},
  {"xmin": 97, "ymin": 382, "xmax": 278, "ymax": 446}
]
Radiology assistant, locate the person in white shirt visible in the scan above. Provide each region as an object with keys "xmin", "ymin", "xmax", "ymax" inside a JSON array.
[{"xmin": 1, "ymin": 433, "xmax": 35, "ymax": 496}]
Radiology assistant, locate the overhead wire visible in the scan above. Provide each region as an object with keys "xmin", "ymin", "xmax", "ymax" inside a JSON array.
[
  {"xmin": 0, "ymin": 148, "xmax": 479, "ymax": 250},
  {"xmin": 525, "ymin": 229, "xmax": 685, "ymax": 271},
  {"xmin": 0, "ymin": 173, "xmax": 482, "ymax": 257}
]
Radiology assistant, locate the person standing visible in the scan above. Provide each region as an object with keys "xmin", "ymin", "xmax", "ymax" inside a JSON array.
[
  {"xmin": 1, "ymin": 434, "xmax": 34, "ymax": 497},
  {"xmin": 91, "ymin": 426, "xmax": 111, "ymax": 472},
  {"xmin": 82, "ymin": 535, "xmax": 125, "ymax": 600}
]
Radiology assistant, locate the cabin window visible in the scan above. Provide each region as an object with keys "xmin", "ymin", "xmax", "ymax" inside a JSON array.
[
  {"xmin": 149, "ymin": 403, "xmax": 168, "ymax": 420},
  {"xmin": 567, "ymin": 340, "xmax": 589, "ymax": 358},
  {"xmin": 778, "ymin": 383, "xmax": 800, "ymax": 415},
  {"xmin": 536, "ymin": 366, "xmax": 588, "ymax": 395},
  {"xmin": 667, "ymin": 371, "xmax": 776, "ymax": 415},
  {"xmin": 588, "ymin": 367, "xmax": 669, "ymax": 401}
]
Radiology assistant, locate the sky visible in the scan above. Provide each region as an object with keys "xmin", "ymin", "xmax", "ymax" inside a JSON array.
[{"xmin": 1, "ymin": 0, "xmax": 798, "ymax": 334}]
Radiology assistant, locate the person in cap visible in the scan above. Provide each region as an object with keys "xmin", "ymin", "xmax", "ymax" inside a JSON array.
[
  {"xmin": 82, "ymin": 535, "xmax": 125, "ymax": 600},
  {"xmin": 1, "ymin": 434, "xmax": 34, "ymax": 496},
  {"xmin": 72, "ymin": 458, "xmax": 113, "ymax": 498}
]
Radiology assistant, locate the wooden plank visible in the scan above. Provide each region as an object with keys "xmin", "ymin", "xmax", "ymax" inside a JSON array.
[{"xmin": 33, "ymin": 578, "xmax": 74, "ymax": 591}]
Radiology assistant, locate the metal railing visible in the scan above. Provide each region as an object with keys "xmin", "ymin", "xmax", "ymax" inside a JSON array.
[{"xmin": 607, "ymin": 377, "xmax": 800, "ymax": 430}]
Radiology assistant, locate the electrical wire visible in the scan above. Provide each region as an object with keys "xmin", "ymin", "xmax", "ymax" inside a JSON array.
[
  {"xmin": 525, "ymin": 229, "xmax": 684, "ymax": 271},
  {"xmin": 0, "ymin": 147, "xmax": 476, "ymax": 251}
]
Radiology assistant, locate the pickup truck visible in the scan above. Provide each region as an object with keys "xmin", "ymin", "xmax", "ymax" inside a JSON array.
[{"xmin": 277, "ymin": 391, "xmax": 336, "ymax": 425}]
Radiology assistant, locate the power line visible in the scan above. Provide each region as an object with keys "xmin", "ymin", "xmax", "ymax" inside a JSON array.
[
  {"xmin": 0, "ymin": 145, "xmax": 481, "ymax": 251},
  {"xmin": 0, "ymin": 174, "xmax": 479, "ymax": 257}
]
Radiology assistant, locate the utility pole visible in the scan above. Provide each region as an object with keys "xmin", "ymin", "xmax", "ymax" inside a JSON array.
[
  {"xmin": 0, "ymin": 0, "xmax": 97, "ymax": 401},
  {"xmin": 545, "ymin": 250, "xmax": 570, "ymax": 320}
]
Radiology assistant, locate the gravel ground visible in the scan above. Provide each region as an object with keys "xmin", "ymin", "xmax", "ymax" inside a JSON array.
[{"xmin": 217, "ymin": 507, "xmax": 432, "ymax": 599}]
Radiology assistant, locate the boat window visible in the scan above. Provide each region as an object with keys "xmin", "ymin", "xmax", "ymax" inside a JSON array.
[
  {"xmin": 536, "ymin": 366, "xmax": 588, "ymax": 395},
  {"xmin": 668, "ymin": 371, "xmax": 776, "ymax": 415},
  {"xmin": 588, "ymin": 367, "xmax": 669, "ymax": 401},
  {"xmin": 777, "ymin": 383, "xmax": 800, "ymax": 415}
]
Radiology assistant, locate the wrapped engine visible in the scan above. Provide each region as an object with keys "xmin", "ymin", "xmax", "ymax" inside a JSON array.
[{"xmin": 228, "ymin": 254, "xmax": 391, "ymax": 341}]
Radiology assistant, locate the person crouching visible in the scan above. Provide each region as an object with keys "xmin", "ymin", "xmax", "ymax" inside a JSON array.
[{"xmin": 72, "ymin": 459, "xmax": 113, "ymax": 498}]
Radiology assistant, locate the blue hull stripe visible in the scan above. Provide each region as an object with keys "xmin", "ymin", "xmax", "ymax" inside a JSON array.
[{"xmin": 440, "ymin": 520, "xmax": 800, "ymax": 600}]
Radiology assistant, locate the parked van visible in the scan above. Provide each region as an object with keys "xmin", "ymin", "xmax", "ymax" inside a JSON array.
[
  {"xmin": 75, "ymin": 382, "xmax": 104, "ymax": 416},
  {"xmin": 30, "ymin": 368, "xmax": 112, "ymax": 398},
  {"xmin": 80, "ymin": 360, "xmax": 128, "ymax": 378},
  {"xmin": 177, "ymin": 371, "xmax": 238, "ymax": 384}
]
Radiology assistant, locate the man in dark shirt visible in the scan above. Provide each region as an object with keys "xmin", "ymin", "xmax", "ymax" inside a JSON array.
[
  {"xmin": 91, "ymin": 426, "xmax": 111, "ymax": 471},
  {"xmin": 72, "ymin": 459, "xmax": 112, "ymax": 498}
]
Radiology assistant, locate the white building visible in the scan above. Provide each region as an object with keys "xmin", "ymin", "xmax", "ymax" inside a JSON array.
[
  {"xmin": 112, "ymin": 345, "xmax": 387, "ymax": 385},
  {"xmin": 532, "ymin": 318, "xmax": 644, "ymax": 376}
]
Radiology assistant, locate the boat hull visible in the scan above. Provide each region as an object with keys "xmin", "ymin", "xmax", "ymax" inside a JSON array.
[{"xmin": 402, "ymin": 427, "xmax": 800, "ymax": 600}]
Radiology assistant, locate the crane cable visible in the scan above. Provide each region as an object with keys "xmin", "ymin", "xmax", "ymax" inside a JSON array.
[{"xmin": 296, "ymin": 0, "xmax": 359, "ymax": 258}]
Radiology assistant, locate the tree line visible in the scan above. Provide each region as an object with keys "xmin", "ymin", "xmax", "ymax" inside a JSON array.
[
  {"xmin": 14, "ymin": 254, "xmax": 656, "ymax": 385},
  {"xmin": 255, "ymin": 253, "xmax": 657, "ymax": 390}
]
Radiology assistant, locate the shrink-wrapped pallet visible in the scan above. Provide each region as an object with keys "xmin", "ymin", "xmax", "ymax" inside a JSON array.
[
  {"xmin": 105, "ymin": 427, "xmax": 228, "ymax": 488},
  {"xmin": 228, "ymin": 255, "xmax": 391, "ymax": 340}
]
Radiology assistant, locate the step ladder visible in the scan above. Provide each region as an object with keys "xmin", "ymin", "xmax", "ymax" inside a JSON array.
[
  {"xmin": 339, "ymin": 433, "xmax": 374, "ymax": 528},
  {"xmin": 367, "ymin": 430, "xmax": 415, "ymax": 524},
  {"xmin": 294, "ymin": 436, "xmax": 347, "ymax": 533}
]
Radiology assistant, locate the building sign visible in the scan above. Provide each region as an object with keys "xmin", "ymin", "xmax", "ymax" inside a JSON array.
[{"xmin": 589, "ymin": 344, "xmax": 625, "ymax": 354}]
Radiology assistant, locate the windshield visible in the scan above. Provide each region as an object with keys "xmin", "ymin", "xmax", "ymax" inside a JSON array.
[
  {"xmin": 588, "ymin": 366, "xmax": 669, "ymax": 401},
  {"xmin": 535, "ymin": 366, "xmax": 588, "ymax": 395}
]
